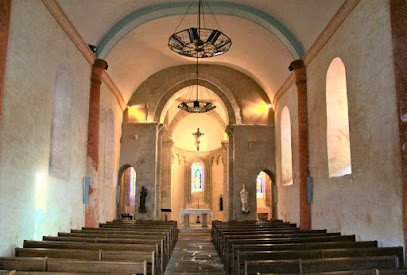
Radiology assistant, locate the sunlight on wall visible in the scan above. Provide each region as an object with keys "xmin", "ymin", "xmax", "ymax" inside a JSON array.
[
  {"xmin": 326, "ymin": 57, "xmax": 352, "ymax": 177},
  {"xmin": 129, "ymin": 167, "xmax": 136, "ymax": 198},
  {"xmin": 34, "ymin": 172, "xmax": 48, "ymax": 240},
  {"xmin": 281, "ymin": 106, "xmax": 293, "ymax": 186},
  {"xmin": 128, "ymin": 106, "xmax": 147, "ymax": 123}
]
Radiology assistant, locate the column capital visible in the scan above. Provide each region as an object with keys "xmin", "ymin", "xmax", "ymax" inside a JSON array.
[
  {"xmin": 290, "ymin": 59, "xmax": 306, "ymax": 84},
  {"xmin": 91, "ymin": 59, "xmax": 107, "ymax": 82}
]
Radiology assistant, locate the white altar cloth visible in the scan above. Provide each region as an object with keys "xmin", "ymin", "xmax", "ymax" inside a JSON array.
[{"xmin": 178, "ymin": 209, "xmax": 212, "ymax": 224}]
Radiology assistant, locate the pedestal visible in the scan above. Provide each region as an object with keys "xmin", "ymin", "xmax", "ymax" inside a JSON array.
[
  {"xmin": 184, "ymin": 214, "xmax": 190, "ymax": 228},
  {"xmin": 202, "ymin": 213, "xmax": 208, "ymax": 228}
]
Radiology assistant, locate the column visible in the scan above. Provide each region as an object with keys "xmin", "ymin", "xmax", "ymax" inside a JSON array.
[
  {"xmin": 290, "ymin": 59, "xmax": 311, "ymax": 230},
  {"xmin": 221, "ymin": 140, "xmax": 229, "ymax": 220},
  {"xmin": 0, "ymin": 0, "xmax": 11, "ymax": 130},
  {"xmin": 161, "ymin": 138, "xmax": 173, "ymax": 213},
  {"xmin": 390, "ymin": 0, "xmax": 407, "ymax": 258},
  {"xmin": 85, "ymin": 58, "xmax": 107, "ymax": 227}
]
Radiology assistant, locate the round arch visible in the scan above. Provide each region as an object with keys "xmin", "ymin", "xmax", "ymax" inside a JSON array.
[
  {"xmin": 150, "ymin": 71, "xmax": 242, "ymax": 124},
  {"xmin": 96, "ymin": 1, "xmax": 304, "ymax": 59}
]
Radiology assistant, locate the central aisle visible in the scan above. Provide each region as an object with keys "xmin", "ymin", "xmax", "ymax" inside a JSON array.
[{"xmin": 165, "ymin": 233, "xmax": 225, "ymax": 274}]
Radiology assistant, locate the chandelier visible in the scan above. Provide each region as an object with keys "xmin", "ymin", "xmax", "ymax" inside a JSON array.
[
  {"xmin": 177, "ymin": 57, "xmax": 216, "ymax": 113},
  {"xmin": 168, "ymin": 0, "xmax": 232, "ymax": 58}
]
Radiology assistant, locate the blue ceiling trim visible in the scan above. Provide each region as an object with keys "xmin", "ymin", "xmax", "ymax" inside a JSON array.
[{"xmin": 96, "ymin": 1, "xmax": 304, "ymax": 59}]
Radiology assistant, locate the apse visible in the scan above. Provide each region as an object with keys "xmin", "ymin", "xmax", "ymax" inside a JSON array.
[{"xmin": 160, "ymin": 85, "xmax": 228, "ymax": 222}]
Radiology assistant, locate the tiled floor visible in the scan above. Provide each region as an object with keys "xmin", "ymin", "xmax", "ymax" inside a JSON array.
[{"xmin": 164, "ymin": 233, "xmax": 225, "ymax": 275}]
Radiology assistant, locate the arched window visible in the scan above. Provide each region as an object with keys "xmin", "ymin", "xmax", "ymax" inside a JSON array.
[
  {"xmin": 281, "ymin": 106, "xmax": 293, "ymax": 185},
  {"xmin": 256, "ymin": 172, "xmax": 265, "ymax": 198},
  {"xmin": 49, "ymin": 63, "xmax": 73, "ymax": 178},
  {"xmin": 191, "ymin": 161, "xmax": 204, "ymax": 193},
  {"xmin": 326, "ymin": 57, "xmax": 352, "ymax": 177},
  {"xmin": 129, "ymin": 167, "xmax": 136, "ymax": 198}
]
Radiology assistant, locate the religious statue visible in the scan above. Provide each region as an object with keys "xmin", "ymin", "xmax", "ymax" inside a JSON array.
[
  {"xmin": 139, "ymin": 186, "xmax": 148, "ymax": 213},
  {"xmin": 240, "ymin": 184, "xmax": 250, "ymax": 213},
  {"xmin": 192, "ymin": 128, "xmax": 204, "ymax": 151}
]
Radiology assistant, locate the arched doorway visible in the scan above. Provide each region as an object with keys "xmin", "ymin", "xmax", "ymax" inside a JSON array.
[
  {"xmin": 256, "ymin": 170, "xmax": 277, "ymax": 220},
  {"xmin": 116, "ymin": 165, "xmax": 137, "ymax": 219}
]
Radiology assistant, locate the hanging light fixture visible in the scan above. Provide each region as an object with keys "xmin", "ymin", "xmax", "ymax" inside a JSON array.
[
  {"xmin": 168, "ymin": 0, "xmax": 232, "ymax": 58},
  {"xmin": 177, "ymin": 55, "xmax": 216, "ymax": 113}
]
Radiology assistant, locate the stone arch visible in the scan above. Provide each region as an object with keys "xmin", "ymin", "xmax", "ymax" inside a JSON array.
[
  {"xmin": 96, "ymin": 2, "xmax": 303, "ymax": 59},
  {"xmin": 150, "ymin": 71, "xmax": 242, "ymax": 124}
]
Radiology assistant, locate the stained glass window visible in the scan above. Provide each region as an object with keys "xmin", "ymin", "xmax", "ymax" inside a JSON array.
[
  {"xmin": 129, "ymin": 167, "xmax": 136, "ymax": 198},
  {"xmin": 191, "ymin": 161, "xmax": 204, "ymax": 193},
  {"xmin": 256, "ymin": 172, "xmax": 265, "ymax": 198}
]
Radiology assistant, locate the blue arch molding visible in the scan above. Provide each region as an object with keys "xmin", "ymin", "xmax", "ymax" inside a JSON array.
[{"xmin": 96, "ymin": 2, "xmax": 304, "ymax": 59}]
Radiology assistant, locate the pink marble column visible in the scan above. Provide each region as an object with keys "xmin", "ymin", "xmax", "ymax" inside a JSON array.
[
  {"xmin": 85, "ymin": 59, "xmax": 107, "ymax": 227},
  {"xmin": 290, "ymin": 59, "xmax": 311, "ymax": 230},
  {"xmin": 390, "ymin": 0, "xmax": 407, "ymax": 258},
  {"xmin": 0, "ymin": 0, "xmax": 11, "ymax": 129}
]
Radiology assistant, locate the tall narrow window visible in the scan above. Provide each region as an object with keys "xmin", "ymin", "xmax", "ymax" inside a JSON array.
[
  {"xmin": 191, "ymin": 161, "xmax": 204, "ymax": 193},
  {"xmin": 281, "ymin": 106, "xmax": 293, "ymax": 185},
  {"xmin": 256, "ymin": 172, "xmax": 265, "ymax": 198},
  {"xmin": 326, "ymin": 57, "xmax": 352, "ymax": 177},
  {"xmin": 129, "ymin": 167, "xmax": 136, "ymax": 198}
]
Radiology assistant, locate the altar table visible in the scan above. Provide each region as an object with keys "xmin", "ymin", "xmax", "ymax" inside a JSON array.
[{"xmin": 179, "ymin": 209, "xmax": 212, "ymax": 228}]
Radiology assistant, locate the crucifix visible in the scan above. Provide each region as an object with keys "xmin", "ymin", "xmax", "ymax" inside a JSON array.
[{"xmin": 192, "ymin": 128, "xmax": 204, "ymax": 151}]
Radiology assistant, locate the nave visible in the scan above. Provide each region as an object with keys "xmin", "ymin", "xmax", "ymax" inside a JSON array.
[{"xmin": 1, "ymin": 218, "xmax": 407, "ymax": 274}]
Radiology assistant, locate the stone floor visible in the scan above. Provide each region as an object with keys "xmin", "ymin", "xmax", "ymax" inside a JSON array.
[{"xmin": 164, "ymin": 233, "xmax": 226, "ymax": 275}]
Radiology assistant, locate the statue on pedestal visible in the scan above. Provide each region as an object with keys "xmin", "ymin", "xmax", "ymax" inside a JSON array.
[
  {"xmin": 139, "ymin": 186, "xmax": 148, "ymax": 213},
  {"xmin": 240, "ymin": 184, "xmax": 250, "ymax": 213}
]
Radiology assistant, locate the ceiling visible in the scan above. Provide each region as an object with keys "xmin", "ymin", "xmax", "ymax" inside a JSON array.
[{"xmin": 57, "ymin": 0, "xmax": 345, "ymax": 104}]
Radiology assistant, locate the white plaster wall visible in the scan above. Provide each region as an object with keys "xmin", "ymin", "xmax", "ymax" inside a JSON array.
[
  {"xmin": 97, "ymin": 84, "xmax": 123, "ymax": 224},
  {"xmin": 275, "ymin": 84, "xmax": 300, "ymax": 225},
  {"xmin": 306, "ymin": 0, "xmax": 402, "ymax": 246},
  {"xmin": 0, "ymin": 0, "xmax": 90, "ymax": 256}
]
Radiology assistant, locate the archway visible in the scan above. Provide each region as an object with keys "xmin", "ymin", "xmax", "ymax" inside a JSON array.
[
  {"xmin": 116, "ymin": 165, "xmax": 137, "ymax": 220},
  {"xmin": 256, "ymin": 170, "xmax": 277, "ymax": 220}
]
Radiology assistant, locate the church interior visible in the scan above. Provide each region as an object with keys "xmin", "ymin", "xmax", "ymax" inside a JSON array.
[{"xmin": 0, "ymin": 0, "xmax": 407, "ymax": 273}]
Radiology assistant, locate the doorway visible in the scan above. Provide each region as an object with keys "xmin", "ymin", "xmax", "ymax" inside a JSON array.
[
  {"xmin": 117, "ymin": 165, "xmax": 137, "ymax": 219},
  {"xmin": 256, "ymin": 170, "xmax": 277, "ymax": 220}
]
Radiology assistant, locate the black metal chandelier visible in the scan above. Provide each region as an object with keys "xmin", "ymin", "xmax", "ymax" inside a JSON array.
[
  {"xmin": 168, "ymin": 0, "xmax": 232, "ymax": 58},
  {"xmin": 177, "ymin": 57, "xmax": 216, "ymax": 113}
]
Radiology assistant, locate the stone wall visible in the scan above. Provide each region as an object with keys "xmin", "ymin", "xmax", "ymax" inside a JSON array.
[
  {"xmin": 228, "ymin": 125, "xmax": 275, "ymax": 220},
  {"xmin": 0, "ymin": 0, "xmax": 123, "ymax": 256},
  {"xmin": 119, "ymin": 123, "xmax": 159, "ymax": 220}
]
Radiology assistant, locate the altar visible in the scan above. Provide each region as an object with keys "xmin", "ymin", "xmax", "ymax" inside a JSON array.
[{"xmin": 179, "ymin": 209, "xmax": 212, "ymax": 228}]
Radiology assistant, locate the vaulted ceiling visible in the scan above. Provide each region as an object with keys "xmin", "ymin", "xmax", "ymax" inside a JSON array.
[{"xmin": 57, "ymin": 0, "xmax": 345, "ymax": 103}]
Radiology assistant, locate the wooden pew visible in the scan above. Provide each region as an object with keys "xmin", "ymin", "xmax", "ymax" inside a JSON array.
[
  {"xmin": 23, "ymin": 240, "xmax": 162, "ymax": 274},
  {"xmin": 221, "ymin": 235, "xmax": 357, "ymax": 260},
  {"xmin": 230, "ymin": 241, "xmax": 379, "ymax": 273},
  {"xmin": 0, "ymin": 257, "xmax": 147, "ymax": 274},
  {"xmin": 235, "ymin": 247, "xmax": 403, "ymax": 274},
  {"xmin": 15, "ymin": 247, "xmax": 155, "ymax": 275},
  {"xmin": 244, "ymin": 255, "xmax": 400, "ymax": 274}
]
